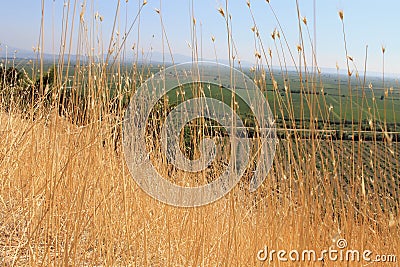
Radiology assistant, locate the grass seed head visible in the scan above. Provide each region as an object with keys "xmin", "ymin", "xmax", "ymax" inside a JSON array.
[
  {"xmin": 348, "ymin": 69, "xmax": 352, "ymax": 76},
  {"xmin": 272, "ymin": 79, "xmax": 278, "ymax": 90},
  {"xmin": 218, "ymin": 7, "xmax": 225, "ymax": 17},
  {"xmin": 297, "ymin": 44, "xmax": 302, "ymax": 52},
  {"xmin": 339, "ymin": 10, "xmax": 344, "ymax": 20}
]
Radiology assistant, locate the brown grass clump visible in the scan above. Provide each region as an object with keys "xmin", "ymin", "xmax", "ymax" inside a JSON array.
[{"xmin": 0, "ymin": 110, "xmax": 398, "ymax": 266}]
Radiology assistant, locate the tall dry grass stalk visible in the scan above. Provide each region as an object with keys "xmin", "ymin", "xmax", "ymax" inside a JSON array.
[{"xmin": 0, "ymin": 0, "xmax": 399, "ymax": 266}]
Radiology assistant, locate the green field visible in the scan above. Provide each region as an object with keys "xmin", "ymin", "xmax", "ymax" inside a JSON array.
[
  {"xmin": 2, "ymin": 58, "xmax": 399, "ymax": 138},
  {"xmin": 148, "ymin": 68, "xmax": 400, "ymax": 140}
]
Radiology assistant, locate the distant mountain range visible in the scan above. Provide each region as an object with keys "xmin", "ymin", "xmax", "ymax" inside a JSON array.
[
  {"xmin": 0, "ymin": 44, "xmax": 55, "ymax": 60},
  {"xmin": 0, "ymin": 44, "xmax": 250, "ymax": 66},
  {"xmin": 1, "ymin": 44, "xmax": 398, "ymax": 79}
]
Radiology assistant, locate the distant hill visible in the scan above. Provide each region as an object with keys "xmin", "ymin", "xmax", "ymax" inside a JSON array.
[
  {"xmin": 1, "ymin": 44, "xmax": 398, "ymax": 79},
  {"xmin": 0, "ymin": 44, "xmax": 54, "ymax": 60},
  {"xmin": 0, "ymin": 44, "xmax": 253, "ymax": 67}
]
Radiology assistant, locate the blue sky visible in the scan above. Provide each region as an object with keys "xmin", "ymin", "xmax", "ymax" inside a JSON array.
[{"xmin": 0, "ymin": 0, "xmax": 399, "ymax": 76}]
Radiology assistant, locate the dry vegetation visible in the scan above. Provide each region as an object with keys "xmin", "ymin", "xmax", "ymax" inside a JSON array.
[{"xmin": 0, "ymin": 0, "xmax": 399, "ymax": 266}]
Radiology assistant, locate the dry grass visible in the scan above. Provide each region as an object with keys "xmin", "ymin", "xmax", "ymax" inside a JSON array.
[
  {"xmin": 0, "ymin": 110, "xmax": 397, "ymax": 266},
  {"xmin": 0, "ymin": 0, "xmax": 399, "ymax": 266},
  {"xmin": 0, "ymin": 110, "xmax": 398, "ymax": 266}
]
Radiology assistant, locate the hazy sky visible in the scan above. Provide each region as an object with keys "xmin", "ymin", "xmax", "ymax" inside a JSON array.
[{"xmin": 0, "ymin": 0, "xmax": 399, "ymax": 76}]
